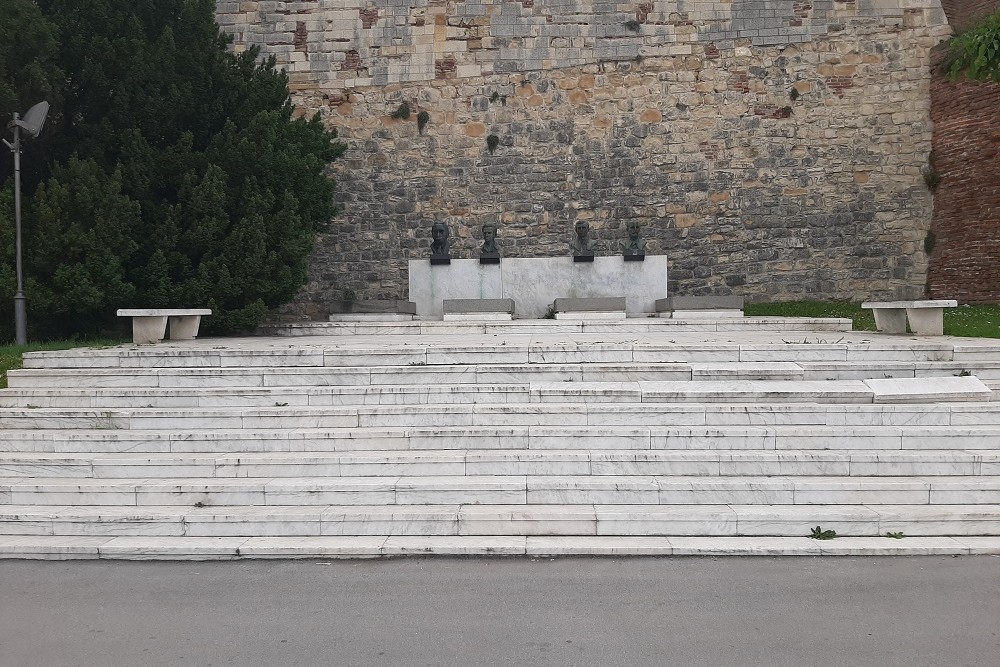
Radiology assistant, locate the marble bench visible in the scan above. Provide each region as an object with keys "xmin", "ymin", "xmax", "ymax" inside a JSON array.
[
  {"xmin": 861, "ymin": 299, "xmax": 957, "ymax": 336},
  {"xmin": 656, "ymin": 296, "xmax": 744, "ymax": 319},
  {"xmin": 117, "ymin": 309, "xmax": 212, "ymax": 344},
  {"xmin": 443, "ymin": 299, "xmax": 515, "ymax": 321},
  {"xmin": 553, "ymin": 297, "xmax": 626, "ymax": 320}
]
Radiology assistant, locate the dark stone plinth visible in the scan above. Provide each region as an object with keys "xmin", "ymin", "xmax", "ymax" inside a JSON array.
[
  {"xmin": 479, "ymin": 256, "xmax": 500, "ymax": 265},
  {"xmin": 655, "ymin": 296, "xmax": 745, "ymax": 312},
  {"xmin": 330, "ymin": 300, "xmax": 417, "ymax": 315},
  {"xmin": 553, "ymin": 297, "xmax": 626, "ymax": 312},
  {"xmin": 623, "ymin": 253, "xmax": 645, "ymax": 262},
  {"xmin": 430, "ymin": 256, "xmax": 451, "ymax": 265},
  {"xmin": 443, "ymin": 298, "xmax": 515, "ymax": 314},
  {"xmin": 573, "ymin": 254, "xmax": 595, "ymax": 263}
]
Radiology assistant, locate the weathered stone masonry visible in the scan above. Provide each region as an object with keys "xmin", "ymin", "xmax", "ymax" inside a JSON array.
[
  {"xmin": 216, "ymin": 0, "xmax": 950, "ymax": 318},
  {"xmin": 928, "ymin": 0, "xmax": 1000, "ymax": 304}
]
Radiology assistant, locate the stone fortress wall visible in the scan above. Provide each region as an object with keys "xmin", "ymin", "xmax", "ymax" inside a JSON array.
[{"xmin": 216, "ymin": 0, "xmax": 951, "ymax": 318}]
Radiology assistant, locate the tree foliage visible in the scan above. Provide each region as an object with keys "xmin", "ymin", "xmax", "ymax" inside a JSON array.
[
  {"xmin": 0, "ymin": 0, "xmax": 343, "ymax": 341},
  {"xmin": 945, "ymin": 10, "xmax": 1000, "ymax": 81}
]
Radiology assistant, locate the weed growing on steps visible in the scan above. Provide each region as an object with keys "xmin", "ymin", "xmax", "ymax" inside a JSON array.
[
  {"xmin": 886, "ymin": 532, "xmax": 905, "ymax": 539},
  {"xmin": 809, "ymin": 526, "xmax": 837, "ymax": 540}
]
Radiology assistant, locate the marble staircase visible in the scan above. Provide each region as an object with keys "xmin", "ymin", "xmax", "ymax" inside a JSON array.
[{"xmin": 2, "ymin": 319, "xmax": 1000, "ymax": 559}]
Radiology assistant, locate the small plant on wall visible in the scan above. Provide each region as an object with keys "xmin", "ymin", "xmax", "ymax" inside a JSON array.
[
  {"xmin": 417, "ymin": 110, "xmax": 430, "ymax": 134},
  {"xmin": 390, "ymin": 101, "xmax": 412, "ymax": 120},
  {"xmin": 486, "ymin": 134, "xmax": 500, "ymax": 154}
]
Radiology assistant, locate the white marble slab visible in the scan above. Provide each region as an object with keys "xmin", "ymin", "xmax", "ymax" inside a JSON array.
[
  {"xmin": 459, "ymin": 504, "xmax": 598, "ymax": 535},
  {"xmin": 638, "ymin": 380, "xmax": 873, "ymax": 404},
  {"xmin": 595, "ymin": 505, "xmax": 738, "ymax": 536},
  {"xmin": 525, "ymin": 536, "xmax": 674, "ymax": 555},
  {"xmin": 0, "ymin": 535, "xmax": 113, "ymax": 558},
  {"xmin": 658, "ymin": 478, "xmax": 795, "ymax": 504},
  {"xmin": 465, "ymin": 451, "xmax": 590, "ymax": 475},
  {"xmin": 870, "ymin": 505, "xmax": 1000, "ymax": 536},
  {"xmin": 238, "ymin": 536, "xmax": 387, "ymax": 557},
  {"xmin": 527, "ymin": 476, "xmax": 659, "ymax": 504},
  {"xmin": 321, "ymin": 505, "xmax": 460, "ymax": 536},
  {"xmin": 792, "ymin": 478, "xmax": 931, "ymax": 505},
  {"xmin": 649, "ymin": 426, "xmax": 775, "ymax": 450},
  {"xmin": 928, "ymin": 478, "xmax": 1000, "ymax": 504},
  {"xmin": 667, "ymin": 537, "xmax": 823, "ymax": 556},
  {"xmin": 590, "ymin": 451, "xmax": 720, "ymax": 476},
  {"xmin": 864, "ymin": 376, "xmax": 993, "ymax": 403},
  {"xmin": 97, "ymin": 536, "xmax": 249, "ymax": 559},
  {"xmin": 732, "ymin": 505, "xmax": 881, "ymax": 536},
  {"xmin": 380, "ymin": 535, "xmax": 527, "ymax": 555}
]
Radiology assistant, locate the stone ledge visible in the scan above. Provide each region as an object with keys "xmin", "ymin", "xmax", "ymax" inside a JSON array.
[
  {"xmin": 656, "ymin": 296, "xmax": 745, "ymax": 312},
  {"xmin": 553, "ymin": 297, "xmax": 626, "ymax": 313},
  {"xmin": 443, "ymin": 299, "xmax": 515, "ymax": 314}
]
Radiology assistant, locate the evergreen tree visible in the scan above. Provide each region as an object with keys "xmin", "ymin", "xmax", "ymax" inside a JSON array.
[{"xmin": 0, "ymin": 0, "xmax": 343, "ymax": 341}]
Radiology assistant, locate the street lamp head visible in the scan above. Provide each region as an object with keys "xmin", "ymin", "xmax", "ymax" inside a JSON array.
[{"xmin": 10, "ymin": 101, "xmax": 49, "ymax": 138}]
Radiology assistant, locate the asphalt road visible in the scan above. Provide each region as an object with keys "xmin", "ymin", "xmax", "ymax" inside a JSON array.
[{"xmin": 1, "ymin": 556, "xmax": 998, "ymax": 667}]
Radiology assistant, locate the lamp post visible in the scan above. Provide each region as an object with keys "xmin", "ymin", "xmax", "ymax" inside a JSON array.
[{"xmin": 4, "ymin": 101, "xmax": 49, "ymax": 345}]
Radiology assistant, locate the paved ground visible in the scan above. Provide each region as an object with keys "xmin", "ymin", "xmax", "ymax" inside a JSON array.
[{"xmin": 1, "ymin": 556, "xmax": 998, "ymax": 666}]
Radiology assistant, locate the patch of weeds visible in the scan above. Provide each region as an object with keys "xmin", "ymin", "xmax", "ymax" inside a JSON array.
[
  {"xmin": 417, "ymin": 110, "xmax": 430, "ymax": 134},
  {"xmin": 194, "ymin": 501, "xmax": 205, "ymax": 508},
  {"xmin": 789, "ymin": 87, "xmax": 801, "ymax": 101},
  {"xmin": 924, "ymin": 231, "xmax": 936, "ymax": 254},
  {"xmin": 390, "ymin": 101, "xmax": 412, "ymax": 120},
  {"xmin": 886, "ymin": 531, "xmax": 904, "ymax": 539},
  {"xmin": 275, "ymin": 402, "xmax": 289, "ymax": 407},
  {"xmin": 543, "ymin": 304, "xmax": 557, "ymax": 319},
  {"xmin": 809, "ymin": 525, "xmax": 837, "ymax": 540},
  {"xmin": 486, "ymin": 134, "xmax": 500, "ymax": 154},
  {"xmin": 957, "ymin": 369, "xmax": 972, "ymax": 377},
  {"xmin": 778, "ymin": 106, "xmax": 793, "ymax": 118},
  {"xmin": 623, "ymin": 19, "xmax": 642, "ymax": 32},
  {"xmin": 408, "ymin": 361, "xmax": 427, "ymax": 366}
]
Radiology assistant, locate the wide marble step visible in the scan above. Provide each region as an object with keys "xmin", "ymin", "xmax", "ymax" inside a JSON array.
[
  {"xmin": 1, "ymin": 504, "xmax": 998, "ymax": 539},
  {"xmin": 3, "ymin": 398, "xmax": 999, "ymax": 431},
  {"xmin": 0, "ymin": 450, "xmax": 996, "ymax": 479},
  {"xmin": 258, "ymin": 316, "xmax": 854, "ymax": 337},
  {"xmin": 11, "ymin": 360, "xmax": 1000, "ymax": 389},
  {"xmin": 5, "ymin": 534, "xmax": 999, "ymax": 559},
  {"xmin": 20, "ymin": 340, "xmax": 977, "ymax": 370},
  {"xmin": 2, "ymin": 377, "xmax": 991, "ymax": 408},
  {"xmin": 2, "ymin": 475, "xmax": 999, "ymax": 506},
  {"xmin": 4, "ymin": 425, "xmax": 1000, "ymax": 453}
]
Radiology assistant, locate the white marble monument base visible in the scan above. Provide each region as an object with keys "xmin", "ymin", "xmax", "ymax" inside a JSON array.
[
  {"xmin": 409, "ymin": 256, "xmax": 668, "ymax": 318},
  {"xmin": 443, "ymin": 313, "xmax": 513, "ymax": 321},
  {"xmin": 663, "ymin": 310, "xmax": 744, "ymax": 319},
  {"xmin": 328, "ymin": 314, "xmax": 416, "ymax": 322},
  {"xmin": 555, "ymin": 312, "xmax": 628, "ymax": 320}
]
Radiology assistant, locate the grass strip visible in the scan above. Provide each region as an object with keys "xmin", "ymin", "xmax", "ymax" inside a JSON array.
[
  {"xmin": 745, "ymin": 301, "xmax": 1000, "ymax": 338},
  {"xmin": 0, "ymin": 339, "xmax": 126, "ymax": 389}
]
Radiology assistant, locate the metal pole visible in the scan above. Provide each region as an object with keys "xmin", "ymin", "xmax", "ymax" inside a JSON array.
[{"xmin": 11, "ymin": 113, "xmax": 27, "ymax": 345}]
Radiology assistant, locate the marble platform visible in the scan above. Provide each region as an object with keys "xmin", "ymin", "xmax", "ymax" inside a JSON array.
[{"xmin": 1, "ymin": 319, "xmax": 1000, "ymax": 558}]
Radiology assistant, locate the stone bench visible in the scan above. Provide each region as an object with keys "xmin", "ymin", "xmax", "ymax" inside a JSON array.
[
  {"xmin": 443, "ymin": 299, "xmax": 515, "ymax": 321},
  {"xmin": 656, "ymin": 296, "xmax": 744, "ymax": 319},
  {"xmin": 553, "ymin": 297, "xmax": 626, "ymax": 320},
  {"xmin": 328, "ymin": 300, "xmax": 416, "ymax": 322},
  {"xmin": 861, "ymin": 300, "xmax": 957, "ymax": 336},
  {"xmin": 117, "ymin": 309, "xmax": 212, "ymax": 344}
]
